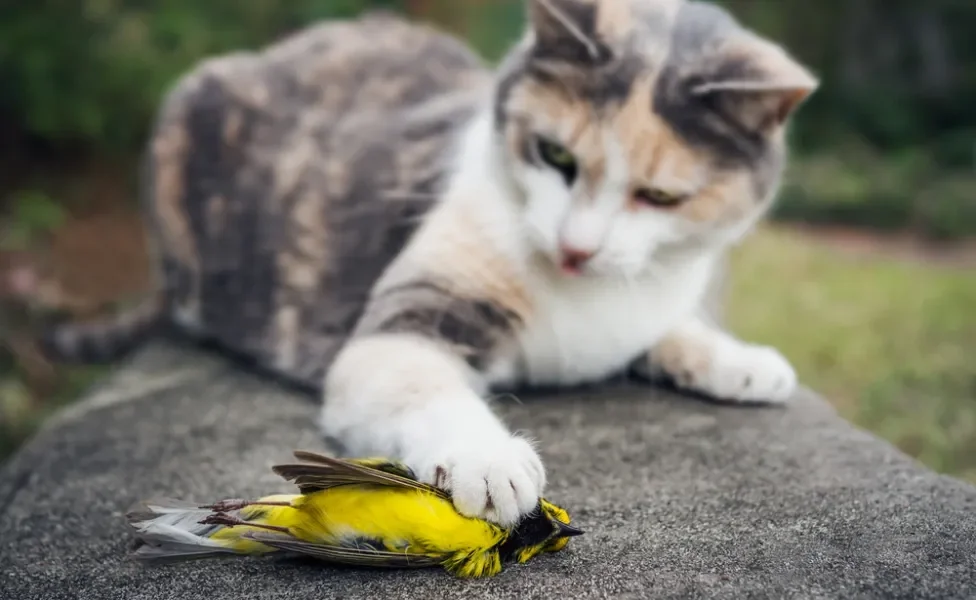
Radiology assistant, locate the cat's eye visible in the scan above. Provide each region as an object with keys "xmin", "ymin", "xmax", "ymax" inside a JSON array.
[
  {"xmin": 633, "ymin": 187, "xmax": 686, "ymax": 209},
  {"xmin": 535, "ymin": 137, "xmax": 578, "ymax": 186}
]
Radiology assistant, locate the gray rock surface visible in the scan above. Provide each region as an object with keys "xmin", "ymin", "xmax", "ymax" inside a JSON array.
[{"xmin": 2, "ymin": 342, "xmax": 975, "ymax": 599}]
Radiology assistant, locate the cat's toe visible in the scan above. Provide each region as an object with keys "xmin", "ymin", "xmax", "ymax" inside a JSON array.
[{"xmin": 416, "ymin": 435, "xmax": 546, "ymax": 527}]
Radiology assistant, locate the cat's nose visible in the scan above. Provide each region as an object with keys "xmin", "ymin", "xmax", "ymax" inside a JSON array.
[{"xmin": 559, "ymin": 245, "xmax": 594, "ymax": 274}]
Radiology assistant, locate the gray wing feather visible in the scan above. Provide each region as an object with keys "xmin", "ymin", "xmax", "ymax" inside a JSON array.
[
  {"xmin": 273, "ymin": 451, "xmax": 449, "ymax": 499},
  {"xmin": 242, "ymin": 532, "xmax": 447, "ymax": 568}
]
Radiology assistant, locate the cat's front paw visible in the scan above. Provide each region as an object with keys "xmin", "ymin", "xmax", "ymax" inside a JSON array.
[
  {"xmin": 699, "ymin": 341, "xmax": 798, "ymax": 404},
  {"xmin": 412, "ymin": 434, "xmax": 546, "ymax": 527},
  {"xmin": 653, "ymin": 333, "xmax": 797, "ymax": 404}
]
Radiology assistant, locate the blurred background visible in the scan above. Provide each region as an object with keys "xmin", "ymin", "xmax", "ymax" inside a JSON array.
[{"xmin": 0, "ymin": 0, "xmax": 973, "ymax": 479}]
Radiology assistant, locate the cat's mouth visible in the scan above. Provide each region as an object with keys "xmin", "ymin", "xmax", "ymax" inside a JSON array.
[
  {"xmin": 536, "ymin": 249, "xmax": 592, "ymax": 278},
  {"xmin": 559, "ymin": 254, "xmax": 587, "ymax": 276},
  {"xmin": 557, "ymin": 246, "xmax": 594, "ymax": 277}
]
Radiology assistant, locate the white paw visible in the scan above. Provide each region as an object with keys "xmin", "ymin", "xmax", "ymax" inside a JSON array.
[
  {"xmin": 693, "ymin": 340, "xmax": 797, "ymax": 404},
  {"xmin": 410, "ymin": 434, "xmax": 546, "ymax": 527},
  {"xmin": 670, "ymin": 338, "xmax": 797, "ymax": 404}
]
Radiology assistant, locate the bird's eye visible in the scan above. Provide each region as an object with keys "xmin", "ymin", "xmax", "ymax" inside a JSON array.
[
  {"xmin": 633, "ymin": 186, "xmax": 687, "ymax": 209},
  {"xmin": 535, "ymin": 137, "xmax": 578, "ymax": 186}
]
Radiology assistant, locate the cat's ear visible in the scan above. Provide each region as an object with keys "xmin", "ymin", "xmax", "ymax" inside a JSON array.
[
  {"xmin": 526, "ymin": 0, "xmax": 607, "ymax": 63},
  {"xmin": 692, "ymin": 36, "xmax": 818, "ymax": 133}
]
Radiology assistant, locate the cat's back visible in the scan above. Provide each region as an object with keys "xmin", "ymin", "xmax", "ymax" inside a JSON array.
[
  {"xmin": 259, "ymin": 10, "xmax": 492, "ymax": 115},
  {"xmin": 139, "ymin": 11, "xmax": 492, "ymax": 388}
]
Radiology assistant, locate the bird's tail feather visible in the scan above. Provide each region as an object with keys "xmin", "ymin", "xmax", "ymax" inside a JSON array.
[{"xmin": 125, "ymin": 497, "xmax": 287, "ymax": 561}]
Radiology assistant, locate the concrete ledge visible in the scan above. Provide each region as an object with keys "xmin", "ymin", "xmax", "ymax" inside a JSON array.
[{"xmin": 2, "ymin": 342, "xmax": 974, "ymax": 599}]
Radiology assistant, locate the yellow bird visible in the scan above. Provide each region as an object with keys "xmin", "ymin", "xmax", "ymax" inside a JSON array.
[{"xmin": 126, "ymin": 450, "xmax": 583, "ymax": 578}]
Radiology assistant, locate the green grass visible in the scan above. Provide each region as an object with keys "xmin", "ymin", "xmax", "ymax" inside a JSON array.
[{"xmin": 727, "ymin": 226, "xmax": 976, "ymax": 482}]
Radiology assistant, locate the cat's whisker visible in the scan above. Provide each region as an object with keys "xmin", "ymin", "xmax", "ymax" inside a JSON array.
[{"xmin": 488, "ymin": 392, "xmax": 524, "ymax": 406}]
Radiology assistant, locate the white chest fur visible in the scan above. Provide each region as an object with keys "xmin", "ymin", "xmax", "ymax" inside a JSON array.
[{"xmin": 487, "ymin": 256, "xmax": 714, "ymax": 388}]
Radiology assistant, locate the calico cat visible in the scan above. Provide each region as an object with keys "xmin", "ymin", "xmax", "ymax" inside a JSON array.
[{"xmin": 40, "ymin": 0, "xmax": 817, "ymax": 526}]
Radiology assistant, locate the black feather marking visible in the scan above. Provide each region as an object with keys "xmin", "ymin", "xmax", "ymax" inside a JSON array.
[{"xmin": 498, "ymin": 507, "xmax": 559, "ymax": 561}]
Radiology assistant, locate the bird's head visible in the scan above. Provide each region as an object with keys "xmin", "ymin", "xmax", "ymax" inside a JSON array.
[{"xmin": 500, "ymin": 498, "xmax": 584, "ymax": 564}]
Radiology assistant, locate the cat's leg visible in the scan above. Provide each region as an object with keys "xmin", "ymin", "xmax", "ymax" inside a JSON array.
[
  {"xmin": 640, "ymin": 315, "xmax": 797, "ymax": 404},
  {"xmin": 320, "ymin": 302, "xmax": 543, "ymax": 527}
]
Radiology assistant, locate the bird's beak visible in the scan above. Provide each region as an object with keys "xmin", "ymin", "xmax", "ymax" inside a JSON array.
[{"xmin": 556, "ymin": 521, "xmax": 585, "ymax": 537}]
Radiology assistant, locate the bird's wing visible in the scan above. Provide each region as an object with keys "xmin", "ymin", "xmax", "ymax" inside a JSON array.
[
  {"xmin": 294, "ymin": 451, "xmax": 421, "ymax": 481},
  {"xmin": 243, "ymin": 532, "xmax": 447, "ymax": 568},
  {"xmin": 272, "ymin": 451, "xmax": 450, "ymax": 499}
]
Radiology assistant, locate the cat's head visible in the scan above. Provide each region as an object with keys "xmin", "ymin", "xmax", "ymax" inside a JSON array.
[{"xmin": 493, "ymin": 0, "xmax": 817, "ymax": 278}]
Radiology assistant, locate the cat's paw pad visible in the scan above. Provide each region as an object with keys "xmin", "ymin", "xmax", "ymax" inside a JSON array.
[
  {"xmin": 699, "ymin": 342, "xmax": 797, "ymax": 404},
  {"xmin": 415, "ymin": 435, "xmax": 546, "ymax": 527}
]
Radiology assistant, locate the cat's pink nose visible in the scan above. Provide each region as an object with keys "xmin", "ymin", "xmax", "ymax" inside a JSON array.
[{"xmin": 559, "ymin": 245, "xmax": 594, "ymax": 274}]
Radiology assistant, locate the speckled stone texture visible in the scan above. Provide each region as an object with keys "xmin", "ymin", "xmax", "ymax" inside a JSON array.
[{"xmin": 1, "ymin": 342, "xmax": 974, "ymax": 600}]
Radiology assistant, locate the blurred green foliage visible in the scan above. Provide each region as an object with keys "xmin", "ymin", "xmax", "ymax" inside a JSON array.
[
  {"xmin": 0, "ymin": 0, "xmax": 395, "ymax": 152},
  {"xmin": 775, "ymin": 145, "xmax": 976, "ymax": 241},
  {"xmin": 0, "ymin": 190, "xmax": 65, "ymax": 251}
]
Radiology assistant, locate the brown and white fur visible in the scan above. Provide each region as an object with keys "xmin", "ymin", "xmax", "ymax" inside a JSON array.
[{"xmin": 39, "ymin": 1, "xmax": 817, "ymax": 527}]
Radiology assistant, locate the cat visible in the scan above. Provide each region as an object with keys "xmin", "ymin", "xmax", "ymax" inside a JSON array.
[{"xmin": 38, "ymin": 0, "xmax": 817, "ymax": 527}]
